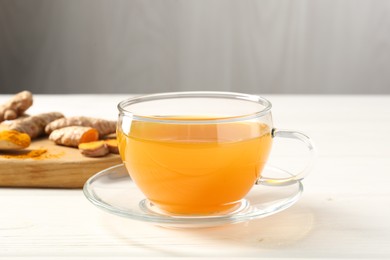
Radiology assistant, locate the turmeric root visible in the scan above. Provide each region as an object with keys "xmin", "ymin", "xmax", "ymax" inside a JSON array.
[
  {"xmin": 78, "ymin": 139, "xmax": 118, "ymax": 157},
  {"xmin": 49, "ymin": 126, "xmax": 99, "ymax": 147},
  {"xmin": 0, "ymin": 90, "xmax": 33, "ymax": 122},
  {"xmin": 78, "ymin": 140, "xmax": 109, "ymax": 157},
  {"xmin": 7, "ymin": 112, "xmax": 64, "ymax": 139},
  {"xmin": 0, "ymin": 130, "xmax": 31, "ymax": 150},
  {"xmin": 104, "ymin": 139, "xmax": 119, "ymax": 154},
  {"xmin": 45, "ymin": 116, "xmax": 116, "ymax": 137}
]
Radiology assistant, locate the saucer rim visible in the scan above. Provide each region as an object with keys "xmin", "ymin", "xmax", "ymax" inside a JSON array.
[{"xmin": 83, "ymin": 164, "xmax": 303, "ymax": 227}]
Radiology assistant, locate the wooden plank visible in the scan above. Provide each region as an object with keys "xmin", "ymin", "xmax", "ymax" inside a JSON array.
[{"xmin": 0, "ymin": 138, "xmax": 122, "ymax": 188}]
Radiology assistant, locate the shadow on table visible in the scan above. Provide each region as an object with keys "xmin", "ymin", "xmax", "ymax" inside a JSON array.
[
  {"xmin": 197, "ymin": 205, "xmax": 314, "ymax": 248},
  {"xmin": 101, "ymin": 203, "xmax": 315, "ymax": 256}
]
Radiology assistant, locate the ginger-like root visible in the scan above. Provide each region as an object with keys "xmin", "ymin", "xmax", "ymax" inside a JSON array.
[
  {"xmin": 45, "ymin": 116, "xmax": 116, "ymax": 137},
  {"xmin": 49, "ymin": 126, "xmax": 99, "ymax": 147},
  {"xmin": 104, "ymin": 139, "xmax": 119, "ymax": 154},
  {"xmin": 78, "ymin": 139, "xmax": 118, "ymax": 157},
  {"xmin": 78, "ymin": 140, "xmax": 110, "ymax": 157},
  {"xmin": 0, "ymin": 90, "xmax": 33, "ymax": 122},
  {"xmin": 0, "ymin": 130, "xmax": 31, "ymax": 150},
  {"xmin": 7, "ymin": 112, "xmax": 64, "ymax": 139}
]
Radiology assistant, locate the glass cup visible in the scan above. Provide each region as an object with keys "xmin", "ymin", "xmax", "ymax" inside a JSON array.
[{"xmin": 117, "ymin": 92, "xmax": 315, "ymax": 215}]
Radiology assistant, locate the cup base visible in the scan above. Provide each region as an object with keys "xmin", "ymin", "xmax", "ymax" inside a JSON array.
[
  {"xmin": 139, "ymin": 199, "xmax": 250, "ymax": 218},
  {"xmin": 83, "ymin": 164, "xmax": 304, "ymax": 228}
]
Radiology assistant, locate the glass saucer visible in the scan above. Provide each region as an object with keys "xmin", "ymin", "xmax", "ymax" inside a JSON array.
[{"xmin": 83, "ymin": 164, "xmax": 303, "ymax": 228}]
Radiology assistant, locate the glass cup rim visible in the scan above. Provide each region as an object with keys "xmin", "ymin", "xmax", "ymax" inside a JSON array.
[{"xmin": 117, "ymin": 91, "xmax": 272, "ymax": 124}]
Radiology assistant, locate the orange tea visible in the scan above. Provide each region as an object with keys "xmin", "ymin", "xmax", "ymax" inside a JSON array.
[{"xmin": 118, "ymin": 119, "xmax": 272, "ymax": 214}]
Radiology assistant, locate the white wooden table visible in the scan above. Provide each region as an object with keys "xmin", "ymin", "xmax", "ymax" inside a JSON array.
[{"xmin": 1, "ymin": 94, "xmax": 389, "ymax": 259}]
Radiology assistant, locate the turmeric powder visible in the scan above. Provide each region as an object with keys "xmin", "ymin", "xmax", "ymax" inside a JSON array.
[
  {"xmin": 22, "ymin": 149, "xmax": 47, "ymax": 158},
  {"xmin": 0, "ymin": 148, "xmax": 46, "ymax": 159},
  {"xmin": 0, "ymin": 149, "xmax": 64, "ymax": 160},
  {"xmin": 0, "ymin": 130, "xmax": 31, "ymax": 150}
]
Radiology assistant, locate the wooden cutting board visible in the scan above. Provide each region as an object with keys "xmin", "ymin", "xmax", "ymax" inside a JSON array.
[{"xmin": 0, "ymin": 138, "xmax": 122, "ymax": 188}]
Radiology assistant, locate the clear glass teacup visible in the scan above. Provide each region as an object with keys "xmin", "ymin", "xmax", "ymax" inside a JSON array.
[{"xmin": 117, "ymin": 92, "xmax": 315, "ymax": 215}]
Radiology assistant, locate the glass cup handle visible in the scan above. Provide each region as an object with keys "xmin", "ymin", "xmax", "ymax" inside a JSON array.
[{"xmin": 256, "ymin": 129, "xmax": 316, "ymax": 186}]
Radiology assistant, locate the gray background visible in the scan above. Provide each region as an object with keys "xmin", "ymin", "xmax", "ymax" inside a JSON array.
[{"xmin": 0, "ymin": 0, "xmax": 389, "ymax": 94}]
